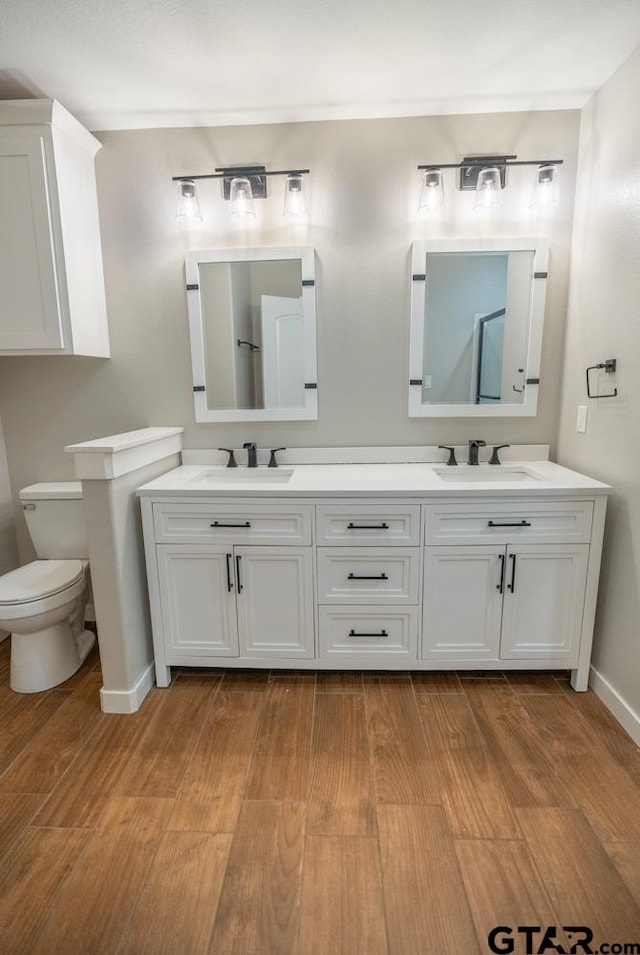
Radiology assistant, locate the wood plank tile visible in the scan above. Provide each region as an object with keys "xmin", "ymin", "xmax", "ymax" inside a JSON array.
[
  {"xmin": 119, "ymin": 831, "xmax": 232, "ymax": 955},
  {"xmin": 168, "ymin": 690, "xmax": 264, "ymax": 832},
  {"xmin": 32, "ymin": 796, "xmax": 174, "ymax": 955},
  {"xmin": 221, "ymin": 668, "xmax": 271, "ymax": 690},
  {"xmin": 308, "ymin": 693, "xmax": 375, "ymax": 836},
  {"xmin": 299, "ymin": 835, "xmax": 387, "ymax": 955},
  {"xmin": 0, "ymin": 827, "xmax": 91, "ymax": 955},
  {"xmin": 604, "ymin": 842, "xmax": 640, "ymax": 906},
  {"xmin": 31, "ymin": 690, "xmax": 165, "ymax": 828},
  {"xmin": 465, "ymin": 682, "xmax": 576, "ymax": 808},
  {"xmin": 0, "ymin": 672, "xmax": 105, "ymax": 794},
  {"xmin": 365, "ymin": 678, "xmax": 441, "ymax": 804},
  {"xmin": 268, "ymin": 670, "xmax": 317, "ymax": 685},
  {"xmin": 418, "ymin": 694, "xmax": 520, "ymax": 839},
  {"xmin": 568, "ymin": 688, "xmax": 640, "ymax": 788},
  {"xmin": 411, "ymin": 671, "xmax": 463, "ymax": 694},
  {"xmin": 0, "ymin": 792, "xmax": 47, "ymax": 863},
  {"xmin": 208, "ymin": 800, "xmax": 305, "ymax": 955},
  {"xmin": 111, "ymin": 673, "xmax": 217, "ymax": 798},
  {"xmin": 245, "ymin": 682, "xmax": 314, "ymax": 801},
  {"xmin": 518, "ymin": 807, "xmax": 640, "ymax": 940},
  {"xmin": 455, "ymin": 839, "xmax": 570, "ymax": 954},
  {"xmin": 0, "ymin": 690, "xmax": 72, "ymax": 776},
  {"xmin": 377, "ymin": 805, "xmax": 480, "ymax": 955},
  {"xmin": 0, "ymin": 684, "xmax": 21, "ymax": 719},
  {"xmin": 505, "ymin": 670, "xmax": 566, "ymax": 694},
  {"xmin": 316, "ymin": 670, "xmax": 363, "ymax": 692},
  {"xmin": 521, "ymin": 694, "xmax": 640, "ymax": 841}
]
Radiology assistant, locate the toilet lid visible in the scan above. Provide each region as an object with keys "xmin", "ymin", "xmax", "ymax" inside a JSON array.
[{"xmin": 0, "ymin": 560, "xmax": 84, "ymax": 605}]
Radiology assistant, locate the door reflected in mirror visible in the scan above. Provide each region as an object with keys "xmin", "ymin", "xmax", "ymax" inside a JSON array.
[
  {"xmin": 408, "ymin": 238, "xmax": 548, "ymax": 418},
  {"xmin": 185, "ymin": 247, "xmax": 318, "ymax": 423}
]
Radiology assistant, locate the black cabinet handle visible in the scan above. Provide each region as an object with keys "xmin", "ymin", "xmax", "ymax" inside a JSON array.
[
  {"xmin": 235, "ymin": 555, "xmax": 243, "ymax": 593},
  {"xmin": 507, "ymin": 553, "xmax": 517, "ymax": 593},
  {"xmin": 487, "ymin": 520, "xmax": 532, "ymax": 528},
  {"xmin": 497, "ymin": 553, "xmax": 505, "ymax": 593},
  {"xmin": 347, "ymin": 522, "xmax": 389, "ymax": 530},
  {"xmin": 211, "ymin": 521, "xmax": 251, "ymax": 528},
  {"xmin": 226, "ymin": 553, "xmax": 233, "ymax": 592},
  {"xmin": 347, "ymin": 573, "xmax": 389, "ymax": 580},
  {"xmin": 348, "ymin": 629, "xmax": 389, "ymax": 638}
]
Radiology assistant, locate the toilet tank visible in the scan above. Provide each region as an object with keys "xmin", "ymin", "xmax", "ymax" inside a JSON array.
[{"xmin": 19, "ymin": 482, "xmax": 88, "ymax": 559}]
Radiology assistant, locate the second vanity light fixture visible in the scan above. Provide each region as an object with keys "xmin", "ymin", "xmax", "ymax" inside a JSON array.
[
  {"xmin": 417, "ymin": 155, "xmax": 563, "ymax": 212},
  {"xmin": 174, "ymin": 165, "xmax": 310, "ymax": 221}
]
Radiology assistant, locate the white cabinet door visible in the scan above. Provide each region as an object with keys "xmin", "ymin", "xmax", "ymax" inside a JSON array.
[
  {"xmin": 0, "ymin": 135, "xmax": 64, "ymax": 350},
  {"xmin": 157, "ymin": 546, "xmax": 239, "ymax": 657},
  {"xmin": 423, "ymin": 546, "xmax": 504, "ymax": 660},
  {"xmin": 236, "ymin": 546, "xmax": 315, "ymax": 658},
  {"xmin": 500, "ymin": 543, "xmax": 589, "ymax": 659}
]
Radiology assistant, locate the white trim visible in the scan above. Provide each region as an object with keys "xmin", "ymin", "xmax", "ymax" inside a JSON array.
[
  {"xmin": 99, "ymin": 661, "xmax": 156, "ymax": 714},
  {"xmin": 590, "ymin": 665, "xmax": 640, "ymax": 746},
  {"xmin": 65, "ymin": 427, "xmax": 184, "ymax": 479}
]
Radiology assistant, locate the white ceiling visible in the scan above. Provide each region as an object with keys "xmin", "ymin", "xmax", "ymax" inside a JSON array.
[{"xmin": 1, "ymin": 0, "xmax": 640, "ymax": 131}]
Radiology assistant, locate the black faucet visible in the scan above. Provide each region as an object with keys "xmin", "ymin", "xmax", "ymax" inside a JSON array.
[
  {"xmin": 243, "ymin": 442, "xmax": 258, "ymax": 468},
  {"xmin": 467, "ymin": 439, "xmax": 486, "ymax": 466}
]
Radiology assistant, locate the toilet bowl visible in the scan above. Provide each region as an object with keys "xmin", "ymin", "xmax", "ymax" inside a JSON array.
[
  {"xmin": 0, "ymin": 482, "xmax": 95, "ymax": 694},
  {"xmin": 0, "ymin": 559, "xmax": 95, "ymax": 693}
]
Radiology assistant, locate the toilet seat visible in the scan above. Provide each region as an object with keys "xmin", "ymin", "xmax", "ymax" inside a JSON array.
[{"xmin": 0, "ymin": 560, "xmax": 86, "ymax": 622}]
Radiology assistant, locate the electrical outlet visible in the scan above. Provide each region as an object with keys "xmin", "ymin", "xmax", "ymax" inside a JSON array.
[{"xmin": 576, "ymin": 405, "xmax": 588, "ymax": 434}]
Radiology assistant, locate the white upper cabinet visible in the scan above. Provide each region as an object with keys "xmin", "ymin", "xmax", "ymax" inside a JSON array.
[{"xmin": 0, "ymin": 100, "xmax": 110, "ymax": 356}]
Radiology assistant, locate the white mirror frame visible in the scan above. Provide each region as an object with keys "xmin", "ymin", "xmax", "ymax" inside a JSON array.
[
  {"xmin": 408, "ymin": 237, "xmax": 549, "ymax": 418},
  {"xmin": 185, "ymin": 245, "xmax": 318, "ymax": 423}
]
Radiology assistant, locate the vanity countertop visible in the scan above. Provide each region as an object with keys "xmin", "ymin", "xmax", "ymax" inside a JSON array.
[{"xmin": 137, "ymin": 460, "xmax": 611, "ymax": 499}]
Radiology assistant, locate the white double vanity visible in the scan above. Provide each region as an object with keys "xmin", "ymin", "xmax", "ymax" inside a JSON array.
[{"xmin": 137, "ymin": 452, "xmax": 609, "ymax": 693}]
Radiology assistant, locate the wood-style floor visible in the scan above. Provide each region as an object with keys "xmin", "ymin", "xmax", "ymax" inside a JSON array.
[{"xmin": 1, "ymin": 638, "xmax": 640, "ymax": 954}]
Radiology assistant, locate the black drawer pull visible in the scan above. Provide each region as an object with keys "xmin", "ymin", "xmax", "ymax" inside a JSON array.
[
  {"xmin": 348, "ymin": 629, "xmax": 389, "ymax": 638},
  {"xmin": 226, "ymin": 553, "xmax": 233, "ymax": 592},
  {"xmin": 235, "ymin": 555, "xmax": 243, "ymax": 593},
  {"xmin": 487, "ymin": 520, "xmax": 532, "ymax": 528},
  {"xmin": 347, "ymin": 573, "xmax": 389, "ymax": 581},
  {"xmin": 347, "ymin": 522, "xmax": 389, "ymax": 530},
  {"xmin": 211, "ymin": 521, "xmax": 251, "ymax": 528}
]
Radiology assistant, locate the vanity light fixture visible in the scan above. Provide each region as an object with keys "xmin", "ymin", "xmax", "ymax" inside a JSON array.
[
  {"xmin": 172, "ymin": 165, "xmax": 310, "ymax": 222},
  {"xmin": 417, "ymin": 155, "xmax": 563, "ymax": 212}
]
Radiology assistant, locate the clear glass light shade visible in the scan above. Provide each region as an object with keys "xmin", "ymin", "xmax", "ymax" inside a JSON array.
[
  {"xmin": 531, "ymin": 164, "xmax": 559, "ymax": 207},
  {"xmin": 283, "ymin": 174, "xmax": 308, "ymax": 216},
  {"xmin": 418, "ymin": 169, "xmax": 444, "ymax": 211},
  {"xmin": 176, "ymin": 179, "xmax": 203, "ymax": 220},
  {"xmin": 229, "ymin": 177, "xmax": 256, "ymax": 219},
  {"xmin": 473, "ymin": 166, "xmax": 503, "ymax": 210}
]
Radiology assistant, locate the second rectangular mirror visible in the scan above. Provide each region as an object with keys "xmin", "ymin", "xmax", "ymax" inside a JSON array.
[{"xmin": 408, "ymin": 237, "xmax": 548, "ymax": 417}]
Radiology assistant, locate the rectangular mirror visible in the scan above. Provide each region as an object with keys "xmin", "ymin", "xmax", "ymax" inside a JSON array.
[
  {"xmin": 185, "ymin": 246, "xmax": 318, "ymax": 422},
  {"xmin": 408, "ymin": 237, "xmax": 548, "ymax": 417}
]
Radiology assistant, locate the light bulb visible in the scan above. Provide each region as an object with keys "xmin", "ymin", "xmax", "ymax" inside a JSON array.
[
  {"xmin": 283, "ymin": 174, "xmax": 308, "ymax": 216},
  {"xmin": 229, "ymin": 177, "xmax": 256, "ymax": 219},
  {"xmin": 176, "ymin": 179, "xmax": 202, "ymax": 220},
  {"xmin": 473, "ymin": 166, "xmax": 503, "ymax": 210},
  {"xmin": 418, "ymin": 169, "xmax": 444, "ymax": 211},
  {"xmin": 531, "ymin": 164, "xmax": 559, "ymax": 208}
]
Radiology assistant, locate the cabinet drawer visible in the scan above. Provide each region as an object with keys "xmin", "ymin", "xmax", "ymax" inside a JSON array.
[
  {"xmin": 316, "ymin": 505, "xmax": 421, "ymax": 546},
  {"xmin": 153, "ymin": 503, "xmax": 312, "ymax": 545},
  {"xmin": 424, "ymin": 500, "xmax": 593, "ymax": 545},
  {"xmin": 317, "ymin": 548, "xmax": 420, "ymax": 604},
  {"xmin": 319, "ymin": 607, "xmax": 418, "ymax": 659}
]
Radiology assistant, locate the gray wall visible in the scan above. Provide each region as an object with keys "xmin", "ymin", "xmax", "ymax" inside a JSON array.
[
  {"xmin": 556, "ymin": 46, "xmax": 640, "ymax": 718},
  {"xmin": 0, "ymin": 109, "xmax": 579, "ymax": 558},
  {"xmin": 0, "ymin": 412, "xmax": 17, "ymax": 575}
]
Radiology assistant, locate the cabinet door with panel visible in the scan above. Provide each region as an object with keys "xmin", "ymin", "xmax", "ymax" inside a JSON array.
[{"xmin": 157, "ymin": 545, "xmax": 239, "ymax": 658}]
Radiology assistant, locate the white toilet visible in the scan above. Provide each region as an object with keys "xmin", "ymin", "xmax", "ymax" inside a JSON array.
[{"xmin": 0, "ymin": 482, "xmax": 95, "ymax": 693}]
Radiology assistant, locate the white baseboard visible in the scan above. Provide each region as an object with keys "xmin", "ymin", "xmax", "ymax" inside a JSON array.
[
  {"xmin": 590, "ymin": 665, "xmax": 640, "ymax": 746},
  {"xmin": 99, "ymin": 662, "xmax": 155, "ymax": 714}
]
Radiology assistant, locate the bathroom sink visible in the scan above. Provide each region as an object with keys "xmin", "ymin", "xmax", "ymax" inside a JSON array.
[
  {"xmin": 191, "ymin": 468, "xmax": 294, "ymax": 484},
  {"xmin": 434, "ymin": 466, "xmax": 541, "ymax": 483}
]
